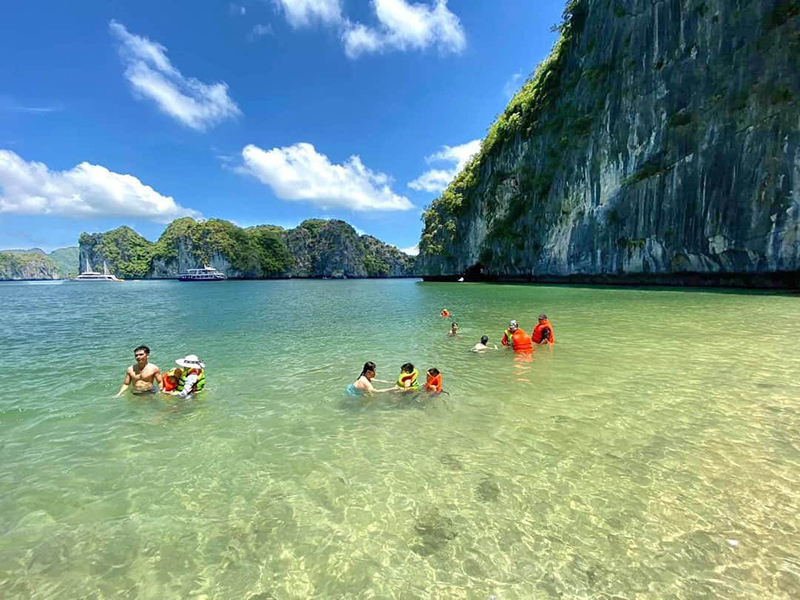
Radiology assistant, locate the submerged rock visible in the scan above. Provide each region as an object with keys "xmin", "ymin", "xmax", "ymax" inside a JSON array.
[{"xmin": 411, "ymin": 507, "xmax": 458, "ymax": 556}]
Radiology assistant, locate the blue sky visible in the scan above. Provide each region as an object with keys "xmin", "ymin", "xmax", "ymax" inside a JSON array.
[{"xmin": 0, "ymin": 0, "xmax": 564, "ymax": 253}]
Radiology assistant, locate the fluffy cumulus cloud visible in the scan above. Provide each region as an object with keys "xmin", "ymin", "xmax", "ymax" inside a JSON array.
[
  {"xmin": 238, "ymin": 143, "xmax": 414, "ymax": 211},
  {"xmin": 408, "ymin": 139, "xmax": 481, "ymax": 193},
  {"xmin": 271, "ymin": 0, "xmax": 465, "ymax": 58},
  {"xmin": 0, "ymin": 150, "xmax": 199, "ymax": 223},
  {"xmin": 109, "ymin": 21, "xmax": 241, "ymax": 131},
  {"xmin": 272, "ymin": 0, "xmax": 343, "ymax": 28},
  {"xmin": 400, "ymin": 244, "xmax": 419, "ymax": 256},
  {"xmin": 342, "ymin": 0, "xmax": 466, "ymax": 58}
]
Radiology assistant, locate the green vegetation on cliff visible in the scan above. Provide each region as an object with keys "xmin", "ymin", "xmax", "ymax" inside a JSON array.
[
  {"xmin": 419, "ymin": 0, "xmax": 799, "ymax": 287},
  {"xmin": 80, "ymin": 218, "xmax": 415, "ymax": 279},
  {"xmin": 80, "ymin": 227, "xmax": 152, "ymax": 279},
  {"xmin": 420, "ymin": 0, "xmax": 588, "ymax": 257},
  {"xmin": 49, "ymin": 247, "xmax": 79, "ymax": 277},
  {"xmin": 0, "ymin": 246, "xmax": 78, "ymax": 279},
  {"xmin": 0, "ymin": 251, "xmax": 59, "ymax": 280}
]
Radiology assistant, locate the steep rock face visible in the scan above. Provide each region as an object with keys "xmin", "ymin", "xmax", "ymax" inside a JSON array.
[
  {"xmin": 79, "ymin": 219, "xmax": 416, "ymax": 279},
  {"xmin": 0, "ymin": 252, "xmax": 59, "ymax": 280},
  {"xmin": 419, "ymin": 0, "xmax": 800, "ymax": 287}
]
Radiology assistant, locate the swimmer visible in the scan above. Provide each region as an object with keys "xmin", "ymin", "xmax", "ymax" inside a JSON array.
[
  {"xmin": 425, "ymin": 368, "xmax": 442, "ymax": 393},
  {"xmin": 448, "ymin": 322, "xmax": 459, "ymax": 337},
  {"xmin": 115, "ymin": 345, "xmax": 163, "ymax": 397},
  {"xmin": 396, "ymin": 362, "xmax": 420, "ymax": 391},
  {"xmin": 471, "ymin": 335, "xmax": 498, "ymax": 352},
  {"xmin": 352, "ymin": 362, "xmax": 393, "ymax": 393}
]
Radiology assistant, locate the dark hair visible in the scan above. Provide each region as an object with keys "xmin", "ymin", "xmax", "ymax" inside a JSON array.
[
  {"xmin": 360, "ymin": 361, "xmax": 376, "ymax": 378},
  {"xmin": 451, "ymin": 322, "xmax": 458, "ymax": 327},
  {"xmin": 427, "ymin": 367, "xmax": 440, "ymax": 376},
  {"xmin": 541, "ymin": 327, "xmax": 551, "ymax": 340},
  {"xmin": 481, "ymin": 335, "xmax": 489, "ymax": 344},
  {"xmin": 134, "ymin": 345, "xmax": 150, "ymax": 355},
  {"xmin": 401, "ymin": 362, "xmax": 414, "ymax": 373}
]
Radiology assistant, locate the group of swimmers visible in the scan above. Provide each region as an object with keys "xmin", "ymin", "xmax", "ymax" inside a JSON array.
[
  {"xmin": 450, "ymin": 312, "xmax": 555, "ymax": 354},
  {"xmin": 350, "ymin": 362, "xmax": 442, "ymax": 396},
  {"xmin": 349, "ymin": 312, "xmax": 555, "ymax": 397},
  {"xmin": 114, "ymin": 345, "xmax": 206, "ymax": 398}
]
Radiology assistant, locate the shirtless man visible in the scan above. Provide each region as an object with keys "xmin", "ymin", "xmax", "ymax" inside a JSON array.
[{"xmin": 115, "ymin": 345, "xmax": 163, "ymax": 397}]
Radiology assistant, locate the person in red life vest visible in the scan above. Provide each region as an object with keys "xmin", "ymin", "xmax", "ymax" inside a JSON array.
[
  {"xmin": 425, "ymin": 368, "xmax": 442, "ymax": 393},
  {"xmin": 532, "ymin": 314, "xmax": 555, "ymax": 345},
  {"xmin": 440, "ymin": 309, "xmax": 451, "ymax": 318},
  {"xmin": 501, "ymin": 320, "xmax": 533, "ymax": 353}
]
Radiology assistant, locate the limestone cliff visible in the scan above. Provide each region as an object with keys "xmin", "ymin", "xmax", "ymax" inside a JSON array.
[
  {"xmin": 0, "ymin": 252, "xmax": 59, "ymax": 280},
  {"xmin": 419, "ymin": 0, "xmax": 800, "ymax": 288},
  {"xmin": 79, "ymin": 219, "xmax": 415, "ymax": 279}
]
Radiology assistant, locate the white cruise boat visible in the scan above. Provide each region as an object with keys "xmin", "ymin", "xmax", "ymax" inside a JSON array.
[
  {"xmin": 75, "ymin": 260, "xmax": 122, "ymax": 282},
  {"xmin": 178, "ymin": 266, "xmax": 227, "ymax": 281}
]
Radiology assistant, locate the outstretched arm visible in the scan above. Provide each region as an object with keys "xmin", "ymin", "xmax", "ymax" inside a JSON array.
[
  {"xmin": 176, "ymin": 373, "xmax": 198, "ymax": 398},
  {"xmin": 114, "ymin": 371, "xmax": 131, "ymax": 398}
]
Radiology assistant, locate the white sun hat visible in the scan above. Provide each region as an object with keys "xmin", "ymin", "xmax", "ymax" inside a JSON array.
[{"xmin": 176, "ymin": 354, "xmax": 205, "ymax": 369}]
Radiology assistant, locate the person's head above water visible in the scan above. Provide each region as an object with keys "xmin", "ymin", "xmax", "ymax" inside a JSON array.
[
  {"xmin": 134, "ymin": 345, "xmax": 150, "ymax": 365},
  {"xmin": 451, "ymin": 322, "xmax": 459, "ymax": 330},
  {"xmin": 427, "ymin": 368, "xmax": 440, "ymax": 377},
  {"xmin": 481, "ymin": 335, "xmax": 489, "ymax": 345},
  {"xmin": 538, "ymin": 314, "xmax": 548, "ymax": 322},
  {"xmin": 508, "ymin": 320, "xmax": 518, "ymax": 331},
  {"xmin": 360, "ymin": 361, "xmax": 377, "ymax": 379},
  {"xmin": 401, "ymin": 362, "xmax": 415, "ymax": 373}
]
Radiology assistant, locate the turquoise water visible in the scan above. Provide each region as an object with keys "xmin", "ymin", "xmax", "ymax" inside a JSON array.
[{"xmin": 1, "ymin": 279, "xmax": 799, "ymax": 599}]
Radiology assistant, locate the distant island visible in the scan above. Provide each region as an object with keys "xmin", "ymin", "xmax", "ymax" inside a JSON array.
[
  {"xmin": 0, "ymin": 247, "xmax": 79, "ymax": 280},
  {"xmin": 75, "ymin": 218, "xmax": 416, "ymax": 280}
]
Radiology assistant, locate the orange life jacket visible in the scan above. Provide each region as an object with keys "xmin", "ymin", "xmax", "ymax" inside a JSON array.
[
  {"xmin": 532, "ymin": 321, "xmax": 555, "ymax": 344},
  {"xmin": 440, "ymin": 309, "xmax": 450, "ymax": 317},
  {"xmin": 426, "ymin": 373, "xmax": 442, "ymax": 393},
  {"xmin": 511, "ymin": 329, "xmax": 533, "ymax": 353},
  {"xmin": 163, "ymin": 368, "xmax": 180, "ymax": 392}
]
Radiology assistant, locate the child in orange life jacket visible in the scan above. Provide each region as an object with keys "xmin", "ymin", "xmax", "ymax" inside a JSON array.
[
  {"xmin": 161, "ymin": 367, "xmax": 183, "ymax": 392},
  {"xmin": 425, "ymin": 368, "xmax": 442, "ymax": 394}
]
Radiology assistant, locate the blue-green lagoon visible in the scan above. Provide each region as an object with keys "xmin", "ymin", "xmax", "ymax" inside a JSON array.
[{"xmin": 1, "ymin": 279, "xmax": 799, "ymax": 598}]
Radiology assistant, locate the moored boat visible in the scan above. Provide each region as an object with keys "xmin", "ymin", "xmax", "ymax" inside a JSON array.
[
  {"xmin": 178, "ymin": 266, "xmax": 227, "ymax": 281},
  {"xmin": 74, "ymin": 260, "xmax": 122, "ymax": 282}
]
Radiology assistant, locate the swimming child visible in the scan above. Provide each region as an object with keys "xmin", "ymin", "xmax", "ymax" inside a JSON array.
[
  {"xmin": 425, "ymin": 368, "xmax": 442, "ymax": 393},
  {"xmin": 448, "ymin": 322, "xmax": 459, "ymax": 336},
  {"xmin": 471, "ymin": 335, "xmax": 498, "ymax": 352},
  {"xmin": 161, "ymin": 367, "xmax": 183, "ymax": 392},
  {"xmin": 396, "ymin": 362, "xmax": 419, "ymax": 391}
]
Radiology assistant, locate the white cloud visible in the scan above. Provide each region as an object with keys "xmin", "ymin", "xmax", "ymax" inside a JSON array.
[
  {"xmin": 271, "ymin": 0, "xmax": 465, "ymax": 58},
  {"xmin": 0, "ymin": 150, "xmax": 200, "ymax": 223},
  {"xmin": 230, "ymin": 3, "xmax": 247, "ymax": 16},
  {"xmin": 238, "ymin": 142, "xmax": 414, "ymax": 212},
  {"xmin": 273, "ymin": 0, "xmax": 343, "ymax": 28},
  {"xmin": 503, "ymin": 72, "xmax": 523, "ymax": 99},
  {"xmin": 247, "ymin": 23, "xmax": 275, "ymax": 41},
  {"xmin": 342, "ymin": 0, "xmax": 466, "ymax": 58},
  {"xmin": 400, "ymin": 244, "xmax": 419, "ymax": 256},
  {"xmin": 109, "ymin": 20, "xmax": 241, "ymax": 131},
  {"xmin": 408, "ymin": 139, "xmax": 481, "ymax": 193}
]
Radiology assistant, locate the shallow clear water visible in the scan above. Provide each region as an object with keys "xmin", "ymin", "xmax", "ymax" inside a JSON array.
[{"xmin": 1, "ymin": 279, "xmax": 799, "ymax": 599}]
